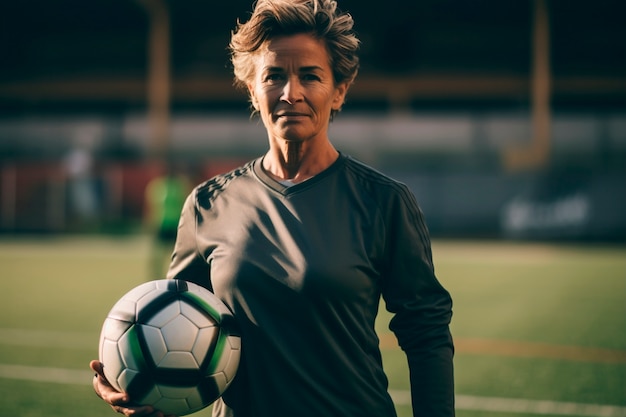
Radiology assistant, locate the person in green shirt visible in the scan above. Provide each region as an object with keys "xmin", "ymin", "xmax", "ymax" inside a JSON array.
[{"xmin": 144, "ymin": 162, "xmax": 191, "ymax": 279}]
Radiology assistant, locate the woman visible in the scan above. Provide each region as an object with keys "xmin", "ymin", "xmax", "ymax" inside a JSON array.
[{"xmin": 91, "ymin": 1, "xmax": 455, "ymax": 416}]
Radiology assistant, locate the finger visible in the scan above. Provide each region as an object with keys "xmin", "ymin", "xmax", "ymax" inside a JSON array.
[
  {"xmin": 112, "ymin": 403, "xmax": 160, "ymax": 417},
  {"xmin": 90, "ymin": 360, "xmax": 166, "ymax": 417},
  {"xmin": 90, "ymin": 360, "xmax": 105, "ymax": 399},
  {"xmin": 89, "ymin": 361, "xmax": 131, "ymax": 404},
  {"xmin": 89, "ymin": 359, "xmax": 103, "ymax": 375},
  {"xmin": 105, "ymin": 386, "xmax": 130, "ymax": 405}
]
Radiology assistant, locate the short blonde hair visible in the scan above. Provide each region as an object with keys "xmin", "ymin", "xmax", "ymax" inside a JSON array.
[{"xmin": 229, "ymin": 0, "xmax": 360, "ymax": 91}]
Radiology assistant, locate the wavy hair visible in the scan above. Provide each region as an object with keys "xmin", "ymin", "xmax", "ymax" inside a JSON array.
[{"xmin": 229, "ymin": 0, "xmax": 360, "ymax": 114}]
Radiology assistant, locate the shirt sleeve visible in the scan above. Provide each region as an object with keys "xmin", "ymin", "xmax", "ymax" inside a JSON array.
[
  {"xmin": 380, "ymin": 184, "xmax": 455, "ymax": 417},
  {"xmin": 166, "ymin": 189, "xmax": 212, "ymax": 290}
]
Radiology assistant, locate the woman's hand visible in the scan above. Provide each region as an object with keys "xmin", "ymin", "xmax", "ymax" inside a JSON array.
[{"xmin": 90, "ymin": 360, "xmax": 174, "ymax": 417}]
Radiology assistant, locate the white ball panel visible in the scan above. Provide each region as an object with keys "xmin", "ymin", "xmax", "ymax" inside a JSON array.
[
  {"xmin": 182, "ymin": 387, "xmax": 207, "ymax": 412},
  {"xmin": 226, "ymin": 334, "xmax": 241, "ymax": 350},
  {"xmin": 161, "ymin": 315, "xmax": 198, "ymax": 351},
  {"xmin": 118, "ymin": 368, "xmax": 140, "ymax": 393},
  {"xmin": 154, "ymin": 280, "xmax": 173, "ymax": 291},
  {"xmin": 101, "ymin": 317, "xmax": 133, "ymax": 342},
  {"xmin": 100, "ymin": 339, "xmax": 124, "ymax": 392},
  {"xmin": 187, "ymin": 281, "xmax": 232, "ymax": 316},
  {"xmin": 147, "ymin": 300, "xmax": 180, "ymax": 328},
  {"xmin": 158, "ymin": 384, "xmax": 197, "ymax": 397},
  {"xmin": 109, "ymin": 299, "xmax": 138, "ymax": 321},
  {"xmin": 153, "ymin": 385, "xmax": 199, "ymax": 416},
  {"xmin": 118, "ymin": 327, "xmax": 144, "ymax": 370},
  {"xmin": 153, "ymin": 398, "xmax": 189, "ymax": 416},
  {"xmin": 222, "ymin": 338, "xmax": 241, "ymax": 382},
  {"xmin": 180, "ymin": 300, "xmax": 216, "ymax": 328},
  {"xmin": 192, "ymin": 326, "xmax": 218, "ymax": 365},
  {"xmin": 212, "ymin": 342, "xmax": 236, "ymax": 382},
  {"xmin": 210, "ymin": 371, "xmax": 228, "ymax": 393},
  {"xmin": 123, "ymin": 281, "xmax": 157, "ymax": 302},
  {"xmin": 159, "ymin": 351, "xmax": 199, "ymax": 369},
  {"xmin": 135, "ymin": 287, "xmax": 168, "ymax": 314},
  {"xmin": 141, "ymin": 325, "xmax": 168, "ymax": 365}
]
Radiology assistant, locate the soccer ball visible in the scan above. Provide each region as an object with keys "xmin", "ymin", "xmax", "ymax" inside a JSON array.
[{"xmin": 98, "ymin": 279, "xmax": 241, "ymax": 416}]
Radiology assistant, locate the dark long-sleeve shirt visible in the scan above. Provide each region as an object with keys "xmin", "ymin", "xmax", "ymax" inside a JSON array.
[{"xmin": 168, "ymin": 154, "xmax": 454, "ymax": 417}]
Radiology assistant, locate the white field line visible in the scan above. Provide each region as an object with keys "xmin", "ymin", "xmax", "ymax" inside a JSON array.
[
  {"xmin": 453, "ymin": 394, "xmax": 626, "ymax": 417},
  {"xmin": 2, "ymin": 329, "xmax": 625, "ymax": 416},
  {"xmin": 0, "ymin": 328, "xmax": 96, "ymax": 349},
  {"xmin": 389, "ymin": 390, "xmax": 626, "ymax": 417},
  {"xmin": 0, "ymin": 365, "xmax": 623, "ymax": 417},
  {"xmin": 0, "ymin": 363, "xmax": 93, "ymax": 385}
]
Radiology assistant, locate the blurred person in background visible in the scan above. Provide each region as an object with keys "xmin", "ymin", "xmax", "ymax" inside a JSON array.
[
  {"xmin": 64, "ymin": 129, "xmax": 101, "ymax": 230},
  {"xmin": 144, "ymin": 160, "xmax": 191, "ymax": 279},
  {"xmin": 91, "ymin": 0, "xmax": 455, "ymax": 416}
]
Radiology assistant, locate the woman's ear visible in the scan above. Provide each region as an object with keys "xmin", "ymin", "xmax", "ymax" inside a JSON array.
[{"xmin": 331, "ymin": 82, "xmax": 349, "ymax": 111}]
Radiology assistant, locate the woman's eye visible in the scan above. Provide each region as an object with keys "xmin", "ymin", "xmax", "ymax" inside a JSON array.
[
  {"xmin": 264, "ymin": 74, "xmax": 284, "ymax": 83},
  {"xmin": 302, "ymin": 74, "xmax": 321, "ymax": 81}
]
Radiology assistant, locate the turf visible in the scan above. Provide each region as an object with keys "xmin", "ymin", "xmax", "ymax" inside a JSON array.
[{"xmin": 1, "ymin": 236, "xmax": 624, "ymax": 417}]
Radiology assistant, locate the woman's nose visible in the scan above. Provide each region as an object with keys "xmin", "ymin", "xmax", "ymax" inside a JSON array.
[{"xmin": 280, "ymin": 78, "xmax": 303, "ymax": 104}]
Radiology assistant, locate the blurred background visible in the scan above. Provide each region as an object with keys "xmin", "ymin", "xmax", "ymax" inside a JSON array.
[{"xmin": 1, "ymin": 0, "xmax": 625, "ymax": 240}]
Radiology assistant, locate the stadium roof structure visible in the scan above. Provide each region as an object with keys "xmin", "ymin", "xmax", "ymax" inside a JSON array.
[{"xmin": 1, "ymin": 0, "xmax": 624, "ymax": 113}]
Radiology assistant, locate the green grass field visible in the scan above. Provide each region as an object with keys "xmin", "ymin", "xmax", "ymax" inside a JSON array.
[{"xmin": 1, "ymin": 236, "xmax": 625, "ymax": 417}]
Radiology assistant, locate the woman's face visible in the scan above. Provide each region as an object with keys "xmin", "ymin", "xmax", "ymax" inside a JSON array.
[{"xmin": 248, "ymin": 33, "xmax": 348, "ymax": 143}]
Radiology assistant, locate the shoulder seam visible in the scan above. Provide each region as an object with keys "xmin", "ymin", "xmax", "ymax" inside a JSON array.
[
  {"xmin": 344, "ymin": 156, "xmax": 431, "ymax": 255},
  {"xmin": 195, "ymin": 160, "xmax": 255, "ymax": 209}
]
